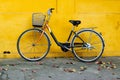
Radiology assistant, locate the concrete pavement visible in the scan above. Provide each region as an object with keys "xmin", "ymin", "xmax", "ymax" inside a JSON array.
[{"xmin": 0, "ymin": 57, "xmax": 120, "ymax": 80}]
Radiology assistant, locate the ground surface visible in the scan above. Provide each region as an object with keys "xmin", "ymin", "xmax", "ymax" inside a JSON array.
[{"xmin": 0, "ymin": 57, "xmax": 120, "ymax": 80}]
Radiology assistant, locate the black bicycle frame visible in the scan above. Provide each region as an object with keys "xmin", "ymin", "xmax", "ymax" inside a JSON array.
[
  {"xmin": 50, "ymin": 32, "xmax": 61, "ymax": 46},
  {"xmin": 45, "ymin": 22, "xmax": 85, "ymax": 49},
  {"xmin": 50, "ymin": 30, "xmax": 85, "ymax": 49}
]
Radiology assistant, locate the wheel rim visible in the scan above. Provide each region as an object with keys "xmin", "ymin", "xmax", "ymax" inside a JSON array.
[
  {"xmin": 17, "ymin": 29, "xmax": 50, "ymax": 61},
  {"xmin": 72, "ymin": 30, "xmax": 104, "ymax": 62}
]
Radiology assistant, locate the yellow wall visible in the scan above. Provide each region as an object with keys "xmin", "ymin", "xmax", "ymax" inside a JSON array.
[{"xmin": 0, "ymin": 0, "xmax": 120, "ymax": 58}]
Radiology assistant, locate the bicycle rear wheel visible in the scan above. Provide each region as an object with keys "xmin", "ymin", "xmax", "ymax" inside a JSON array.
[
  {"xmin": 71, "ymin": 29, "xmax": 105, "ymax": 62},
  {"xmin": 17, "ymin": 28, "xmax": 50, "ymax": 61}
]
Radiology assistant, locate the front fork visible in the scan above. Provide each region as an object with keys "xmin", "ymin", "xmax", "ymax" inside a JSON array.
[{"xmin": 34, "ymin": 23, "xmax": 50, "ymax": 44}]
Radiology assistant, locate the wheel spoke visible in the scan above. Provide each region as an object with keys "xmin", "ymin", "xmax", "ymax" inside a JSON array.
[
  {"xmin": 91, "ymin": 41, "xmax": 102, "ymax": 45},
  {"xmin": 88, "ymin": 31, "xmax": 92, "ymax": 43}
]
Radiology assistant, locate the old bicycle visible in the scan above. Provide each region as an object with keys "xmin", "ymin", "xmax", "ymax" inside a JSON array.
[{"xmin": 17, "ymin": 8, "xmax": 105, "ymax": 62}]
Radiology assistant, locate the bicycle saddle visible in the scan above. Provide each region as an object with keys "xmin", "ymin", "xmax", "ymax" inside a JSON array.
[{"xmin": 69, "ymin": 20, "xmax": 81, "ymax": 26}]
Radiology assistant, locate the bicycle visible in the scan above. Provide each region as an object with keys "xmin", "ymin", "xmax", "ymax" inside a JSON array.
[{"xmin": 17, "ymin": 8, "xmax": 105, "ymax": 62}]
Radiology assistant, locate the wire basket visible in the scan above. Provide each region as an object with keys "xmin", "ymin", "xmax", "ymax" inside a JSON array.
[{"xmin": 32, "ymin": 13, "xmax": 46, "ymax": 27}]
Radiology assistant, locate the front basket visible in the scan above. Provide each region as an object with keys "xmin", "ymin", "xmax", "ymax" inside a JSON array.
[{"xmin": 32, "ymin": 13, "xmax": 46, "ymax": 27}]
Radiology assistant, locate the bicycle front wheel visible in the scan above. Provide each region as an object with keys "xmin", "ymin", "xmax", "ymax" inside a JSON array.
[
  {"xmin": 17, "ymin": 28, "xmax": 50, "ymax": 62},
  {"xmin": 71, "ymin": 29, "xmax": 105, "ymax": 62}
]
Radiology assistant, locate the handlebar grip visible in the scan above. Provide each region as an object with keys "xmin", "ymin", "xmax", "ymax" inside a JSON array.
[
  {"xmin": 50, "ymin": 8, "xmax": 55, "ymax": 13},
  {"xmin": 50, "ymin": 8, "xmax": 55, "ymax": 10}
]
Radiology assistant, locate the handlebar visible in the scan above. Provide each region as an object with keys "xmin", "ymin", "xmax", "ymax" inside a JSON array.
[
  {"xmin": 46, "ymin": 8, "xmax": 55, "ymax": 22},
  {"xmin": 50, "ymin": 8, "xmax": 55, "ymax": 12},
  {"xmin": 47, "ymin": 8, "xmax": 55, "ymax": 15}
]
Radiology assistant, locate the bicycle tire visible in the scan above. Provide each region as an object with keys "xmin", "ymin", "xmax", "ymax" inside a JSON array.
[
  {"xmin": 17, "ymin": 28, "xmax": 50, "ymax": 62},
  {"xmin": 71, "ymin": 29, "xmax": 105, "ymax": 62}
]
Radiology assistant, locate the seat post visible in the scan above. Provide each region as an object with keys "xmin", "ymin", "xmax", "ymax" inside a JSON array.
[
  {"xmin": 66, "ymin": 26, "xmax": 75, "ymax": 42},
  {"xmin": 72, "ymin": 26, "xmax": 75, "ymax": 31}
]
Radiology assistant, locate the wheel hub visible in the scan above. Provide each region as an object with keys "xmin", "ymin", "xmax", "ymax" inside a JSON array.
[
  {"xmin": 32, "ymin": 44, "xmax": 36, "ymax": 47},
  {"xmin": 82, "ymin": 43, "xmax": 93, "ymax": 49},
  {"xmin": 86, "ymin": 43, "xmax": 91, "ymax": 48}
]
